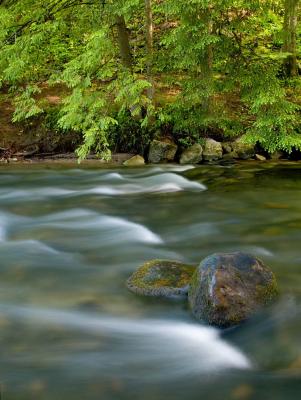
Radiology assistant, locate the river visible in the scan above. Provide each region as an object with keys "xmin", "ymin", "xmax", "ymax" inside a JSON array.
[{"xmin": 0, "ymin": 162, "xmax": 300, "ymax": 399}]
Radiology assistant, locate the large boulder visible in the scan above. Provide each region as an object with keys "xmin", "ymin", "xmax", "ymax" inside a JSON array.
[
  {"xmin": 123, "ymin": 155, "xmax": 145, "ymax": 166},
  {"xmin": 188, "ymin": 252, "xmax": 278, "ymax": 327},
  {"xmin": 148, "ymin": 139, "xmax": 178, "ymax": 163},
  {"xmin": 180, "ymin": 144, "xmax": 203, "ymax": 164},
  {"xmin": 127, "ymin": 259, "xmax": 196, "ymax": 298},
  {"xmin": 203, "ymin": 139, "xmax": 223, "ymax": 161},
  {"xmin": 231, "ymin": 136, "xmax": 255, "ymax": 159}
]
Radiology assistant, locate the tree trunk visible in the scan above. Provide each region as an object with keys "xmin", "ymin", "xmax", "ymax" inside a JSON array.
[
  {"xmin": 283, "ymin": 0, "xmax": 299, "ymax": 77},
  {"xmin": 145, "ymin": 0, "xmax": 154, "ymax": 102},
  {"xmin": 200, "ymin": 10, "xmax": 213, "ymax": 114},
  {"xmin": 115, "ymin": 15, "xmax": 132, "ymax": 70}
]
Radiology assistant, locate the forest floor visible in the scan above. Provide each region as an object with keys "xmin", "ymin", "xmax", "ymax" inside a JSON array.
[
  {"xmin": 0, "ymin": 84, "xmax": 73, "ymax": 155},
  {"xmin": 0, "ymin": 94, "xmax": 22, "ymax": 149}
]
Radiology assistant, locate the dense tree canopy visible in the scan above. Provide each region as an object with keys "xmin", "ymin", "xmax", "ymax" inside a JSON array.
[{"xmin": 0, "ymin": 0, "xmax": 300, "ymax": 159}]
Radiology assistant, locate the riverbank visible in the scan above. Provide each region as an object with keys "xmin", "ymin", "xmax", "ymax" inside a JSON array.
[
  {"xmin": 0, "ymin": 152, "xmax": 135, "ymax": 165},
  {"xmin": 2, "ymin": 88, "xmax": 301, "ymax": 167},
  {"xmin": 0, "ymin": 152, "xmax": 301, "ymax": 165}
]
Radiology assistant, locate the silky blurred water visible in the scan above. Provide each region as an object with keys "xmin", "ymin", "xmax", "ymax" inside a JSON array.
[{"xmin": 0, "ymin": 162, "xmax": 301, "ymax": 400}]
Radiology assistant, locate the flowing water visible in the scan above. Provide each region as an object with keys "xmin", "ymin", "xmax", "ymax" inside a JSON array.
[{"xmin": 0, "ymin": 162, "xmax": 301, "ymax": 400}]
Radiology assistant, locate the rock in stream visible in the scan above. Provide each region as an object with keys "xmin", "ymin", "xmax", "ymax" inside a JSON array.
[
  {"xmin": 188, "ymin": 252, "xmax": 279, "ymax": 327},
  {"xmin": 127, "ymin": 259, "xmax": 196, "ymax": 298}
]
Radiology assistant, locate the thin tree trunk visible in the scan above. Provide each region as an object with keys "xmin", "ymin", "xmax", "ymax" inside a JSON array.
[
  {"xmin": 145, "ymin": 0, "xmax": 154, "ymax": 102},
  {"xmin": 283, "ymin": 0, "xmax": 299, "ymax": 77},
  {"xmin": 115, "ymin": 15, "xmax": 132, "ymax": 70}
]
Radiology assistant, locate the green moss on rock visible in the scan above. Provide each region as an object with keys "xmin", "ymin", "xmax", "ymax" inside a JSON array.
[{"xmin": 127, "ymin": 259, "xmax": 196, "ymax": 298}]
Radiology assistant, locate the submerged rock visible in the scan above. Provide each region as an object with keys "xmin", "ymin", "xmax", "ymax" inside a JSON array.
[
  {"xmin": 123, "ymin": 155, "xmax": 145, "ymax": 166},
  {"xmin": 222, "ymin": 152, "xmax": 238, "ymax": 161},
  {"xmin": 203, "ymin": 139, "xmax": 223, "ymax": 161},
  {"xmin": 148, "ymin": 139, "xmax": 178, "ymax": 163},
  {"xmin": 188, "ymin": 252, "xmax": 278, "ymax": 327},
  {"xmin": 127, "ymin": 259, "xmax": 196, "ymax": 298},
  {"xmin": 180, "ymin": 144, "xmax": 203, "ymax": 164}
]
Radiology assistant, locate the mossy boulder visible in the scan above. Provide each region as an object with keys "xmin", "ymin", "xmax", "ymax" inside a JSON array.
[
  {"xmin": 127, "ymin": 259, "xmax": 196, "ymax": 298},
  {"xmin": 148, "ymin": 139, "xmax": 178, "ymax": 163},
  {"xmin": 203, "ymin": 139, "xmax": 223, "ymax": 161},
  {"xmin": 188, "ymin": 252, "xmax": 278, "ymax": 327},
  {"xmin": 180, "ymin": 144, "xmax": 203, "ymax": 164},
  {"xmin": 231, "ymin": 136, "xmax": 255, "ymax": 159}
]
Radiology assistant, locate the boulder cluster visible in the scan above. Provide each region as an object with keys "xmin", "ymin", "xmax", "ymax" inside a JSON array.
[
  {"xmin": 123, "ymin": 135, "xmax": 272, "ymax": 166},
  {"xmin": 126, "ymin": 252, "xmax": 279, "ymax": 328}
]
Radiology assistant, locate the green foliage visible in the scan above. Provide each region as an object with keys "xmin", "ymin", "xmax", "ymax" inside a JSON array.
[
  {"xmin": 239, "ymin": 62, "xmax": 301, "ymax": 152},
  {"xmin": 0, "ymin": 0, "xmax": 300, "ymax": 158},
  {"xmin": 108, "ymin": 109, "xmax": 152, "ymax": 153},
  {"xmin": 12, "ymin": 85, "xmax": 43, "ymax": 122}
]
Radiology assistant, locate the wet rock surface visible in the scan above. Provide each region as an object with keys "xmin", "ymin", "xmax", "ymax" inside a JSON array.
[
  {"xmin": 188, "ymin": 252, "xmax": 278, "ymax": 327},
  {"xmin": 127, "ymin": 259, "xmax": 196, "ymax": 298}
]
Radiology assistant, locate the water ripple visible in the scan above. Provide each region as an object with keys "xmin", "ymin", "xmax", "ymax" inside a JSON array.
[{"xmin": 0, "ymin": 304, "xmax": 251, "ymax": 379}]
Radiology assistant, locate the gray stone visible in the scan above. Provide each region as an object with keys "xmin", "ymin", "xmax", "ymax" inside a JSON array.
[
  {"xmin": 148, "ymin": 139, "xmax": 178, "ymax": 163},
  {"xmin": 188, "ymin": 252, "xmax": 278, "ymax": 327},
  {"xmin": 203, "ymin": 139, "xmax": 223, "ymax": 161},
  {"xmin": 127, "ymin": 259, "xmax": 196, "ymax": 298},
  {"xmin": 123, "ymin": 155, "xmax": 145, "ymax": 166},
  {"xmin": 180, "ymin": 144, "xmax": 203, "ymax": 164}
]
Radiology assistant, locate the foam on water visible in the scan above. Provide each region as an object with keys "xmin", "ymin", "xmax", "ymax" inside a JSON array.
[
  {"xmin": 0, "ymin": 212, "xmax": 7, "ymax": 242},
  {"xmin": 0, "ymin": 225, "xmax": 5, "ymax": 241},
  {"xmin": 82, "ymin": 173, "xmax": 205, "ymax": 195},
  {"xmin": 0, "ymin": 171, "xmax": 206, "ymax": 202},
  {"xmin": 163, "ymin": 165, "xmax": 196, "ymax": 172},
  {"xmin": 85, "ymin": 186, "xmax": 124, "ymax": 195},
  {"xmin": 0, "ymin": 304, "xmax": 251, "ymax": 377},
  {"xmin": 0, "ymin": 189, "xmax": 29, "ymax": 201},
  {"xmin": 99, "ymin": 172, "xmax": 124, "ymax": 181},
  {"xmin": 26, "ymin": 208, "xmax": 163, "ymax": 245},
  {"xmin": 42, "ymin": 208, "xmax": 95, "ymax": 221},
  {"xmin": 132, "ymin": 172, "xmax": 206, "ymax": 193},
  {"xmin": 123, "ymin": 165, "xmax": 196, "ymax": 178},
  {"xmin": 244, "ymin": 246, "xmax": 274, "ymax": 257},
  {"xmin": 0, "ymin": 239, "xmax": 60, "ymax": 254},
  {"xmin": 0, "ymin": 188, "xmax": 75, "ymax": 201}
]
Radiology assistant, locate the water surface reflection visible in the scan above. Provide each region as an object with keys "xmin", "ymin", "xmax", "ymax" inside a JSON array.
[{"xmin": 0, "ymin": 162, "xmax": 301, "ymax": 399}]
